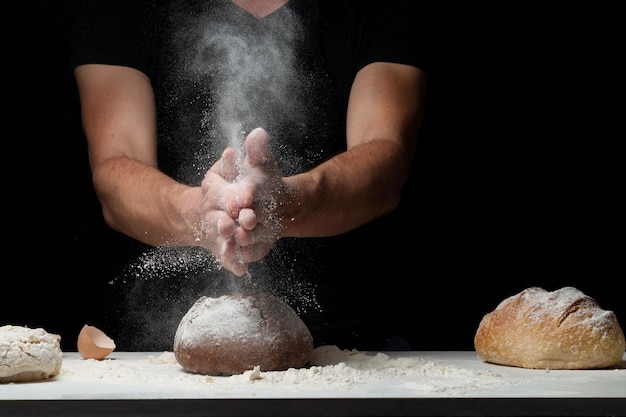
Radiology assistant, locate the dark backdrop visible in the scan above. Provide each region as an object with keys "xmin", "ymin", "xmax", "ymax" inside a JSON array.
[{"xmin": 6, "ymin": 2, "xmax": 623, "ymax": 352}]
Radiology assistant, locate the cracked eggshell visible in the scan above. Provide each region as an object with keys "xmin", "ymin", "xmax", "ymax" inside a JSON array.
[{"xmin": 77, "ymin": 324, "xmax": 115, "ymax": 360}]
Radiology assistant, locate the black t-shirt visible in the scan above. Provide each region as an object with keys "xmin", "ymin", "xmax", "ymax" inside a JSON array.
[
  {"xmin": 70, "ymin": 0, "xmax": 426, "ymax": 351},
  {"xmin": 70, "ymin": 0, "xmax": 424, "ymax": 178},
  {"xmin": 69, "ymin": 0, "xmax": 424, "ymax": 89}
]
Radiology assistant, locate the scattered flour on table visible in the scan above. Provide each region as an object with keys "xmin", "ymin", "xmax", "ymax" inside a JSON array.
[{"xmin": 59, "ymin": 346, "xmax": 521, "ymax": 396}]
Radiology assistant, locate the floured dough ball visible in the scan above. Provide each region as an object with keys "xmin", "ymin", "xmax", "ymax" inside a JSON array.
[
  {"xmin": 174, "ymin": 292, "xmax": 314, "ymax": 376},
  {"xmin": 0, "ymin": 325, "xmax": 63, "ymax": 383},
  {"xmin": 474, "ymin": 287, "xmax": 626, "ymax": 369}
]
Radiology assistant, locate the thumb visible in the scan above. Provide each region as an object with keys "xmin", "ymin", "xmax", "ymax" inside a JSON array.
[{"xmin": 244, "ymin": 127, "xmax": 271, "ymax": 168}]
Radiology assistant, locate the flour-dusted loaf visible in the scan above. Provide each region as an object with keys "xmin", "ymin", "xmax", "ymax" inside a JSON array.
[
  {"xmin": 0, "ymin": 325, "xmax": 63, "ymax": 383},
  {"xmin": 174, "ymin": 292, "xmax": 313, "ymax": 376},
  {"xmin": 474, "ymin": 287, "xmax": 625, "ymax": 369}
]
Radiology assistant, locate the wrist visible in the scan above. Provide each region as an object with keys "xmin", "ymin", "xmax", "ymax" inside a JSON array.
[
  {"xmin": 278, "ymin": 173, "xmax": 317, "ymax": 238},
  {"xmin": 174, "ymin": 186, "xmax": 206, "ymax": 245}
]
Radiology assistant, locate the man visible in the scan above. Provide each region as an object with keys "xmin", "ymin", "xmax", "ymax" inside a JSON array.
[{"xmin": 70, "ymin": 0, "xmax": 428, "ymax": 350}]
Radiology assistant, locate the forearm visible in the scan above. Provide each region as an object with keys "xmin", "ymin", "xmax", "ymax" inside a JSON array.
[
  {"xmin": 92, "ymin": 156, "xmax": 203, "ymax": 247},
  {"xmin": 280, "ymin": 138, "xmax": 412, "ymax": 238},
  {"xmin": 278, "ymin": 63, "xmax": 425, "ymax": 238}
]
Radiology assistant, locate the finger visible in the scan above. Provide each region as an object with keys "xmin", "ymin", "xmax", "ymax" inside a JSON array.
[
  {"xmin": 233, "ymin": 223, "xmax": 277, "ymax": 260},
  {"xmin": 218, "ymin": 239, "xmax": 249, "ymax": 277},
  {"xmin": 219, "ymin": 183, "xmax": 241, "ymax": 218},
  {"xmin": 201, "ymin": 175, "xmax": 240, "ymax": 219},
  {"xmin": 237, "ymin": 207, "xmax": 257, "ymax": 230},
  {"xmin": 234, "ymin": 220, "xmax": 269, "ymax": 247},
  {"xmin": 201, "ymin": 170, "xmax": 229, "ymax": 193},
  {"xmin": 229, "ymin": 262, "xmax": 249, "ymax": 277},
  {"xmin": 209, "ymin": 147, "xmax": 239, "ymax": 181},
  {"xmin": 236, "ymin": 240, "xmax": 274, "ymax": 264},
  {"xmin": 221, "ymin": 147, "xmax": 240, "ymax": 181},
  {"xmin": 233, "ymin": 225, "xmax": 252, "ymax": 246},
  {"xmin": 222, "ymin": 255, "xmax": 249, "ymax": 277},
  {"xmin": 244, "ymin": 127, "xmax": 270, "ymax": 167},
  {"xmin": 216, "ymin": 212, "xmax": 237, "ymax": 237}
]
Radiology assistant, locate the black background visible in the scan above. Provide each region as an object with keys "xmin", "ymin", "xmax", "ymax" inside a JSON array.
[{"xmin": 6, "ymin": 3, "xmax": 623, "ymax": 352}]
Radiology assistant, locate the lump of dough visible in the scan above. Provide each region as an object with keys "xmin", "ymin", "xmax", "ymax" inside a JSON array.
[
  {"xmin": 474, "ymin": 287, "xmax": 625, "ymax": 369},
  {"xmin": 0, "ymin": 325, "xmax": 63, "ymax": 383},
  {"xmin": 174, "ymin": 292, "xmax": 313, "ymax": 376}
]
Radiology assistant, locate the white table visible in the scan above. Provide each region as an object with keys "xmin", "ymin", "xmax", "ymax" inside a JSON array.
[{"xmin": 1, "ymin": 351, "xmax": 624, "ymax": 416}]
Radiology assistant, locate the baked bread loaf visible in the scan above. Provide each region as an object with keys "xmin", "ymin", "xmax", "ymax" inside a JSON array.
[
  {"xmin": 174, "ymin": 292, "xmax": 313, "ymax": 376},
  {"xmin": 0, "ymin": 325, "xmax": 63, "ymax": 383},
  {"xmin": 474, "ymin": 287, "xmax": 625, "ymax": 369}
]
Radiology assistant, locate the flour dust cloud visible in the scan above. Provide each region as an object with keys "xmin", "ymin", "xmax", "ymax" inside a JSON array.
[
  {"xmin": 179, "ymin": 2, "xmax": 307, "ymax": 171},
  {"xmin": 106, "ymin": 3, "xmax": 330, "ymax": 351}
]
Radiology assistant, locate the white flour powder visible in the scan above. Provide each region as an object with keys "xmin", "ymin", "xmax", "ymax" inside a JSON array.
[{"xmin": 58, "ymin": 346, "xmax": 518, "ymax": 397}]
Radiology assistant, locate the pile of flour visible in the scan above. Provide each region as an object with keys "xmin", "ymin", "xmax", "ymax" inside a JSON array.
[{"xmin": 59, "ymin": 345, "xmax": 520, "ymax": 396}]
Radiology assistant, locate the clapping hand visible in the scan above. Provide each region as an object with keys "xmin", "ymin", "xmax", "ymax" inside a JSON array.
[{"xmin": 201, "ymin": 128, "xmax": 288, "ymax": 276}]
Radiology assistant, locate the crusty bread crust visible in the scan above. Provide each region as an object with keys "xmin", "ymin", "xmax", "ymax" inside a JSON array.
[
  {"xmin": 174, "ymin": 292, "xmax": 313, "ymax": 376},
  {"xmin": 474, "ymin": 287, "xmax": 625, "ymax": 369}
]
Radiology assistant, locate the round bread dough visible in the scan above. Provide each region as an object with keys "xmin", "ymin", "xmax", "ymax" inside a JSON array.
[
  {"xmin": 474, "ymin": 287, "xmax": 626, "ymax": 369},
  {"xmin": 0, "ymin": 325, "xmax": 63, "ymax": 383},
  {"xmin": 174, "ymin": 292, "xmax": 314, "ymax": 376}
]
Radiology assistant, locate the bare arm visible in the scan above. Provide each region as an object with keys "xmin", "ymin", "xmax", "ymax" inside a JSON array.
[
  {"xmin": 75, "ymin": 61, "xmax": 427, "ymax": 274},
  {"xmin": 74, "ymin": 64, "xmax": 211, "ymax": 248},
  {"xmin": 278, "ymin": 62, "xmax": 428, "ymax": 237}
]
